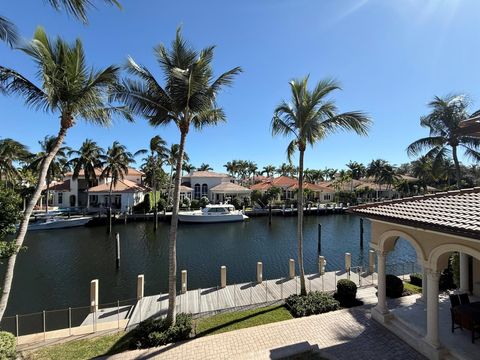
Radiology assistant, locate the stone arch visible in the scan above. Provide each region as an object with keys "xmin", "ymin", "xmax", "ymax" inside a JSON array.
[
  {"xmin": 378, "ymin": 229, "xmax": 427, "ymax": 264},
  {"xmin": 428, "ymin": 243, "xmax": 480, "ymax": 271}
]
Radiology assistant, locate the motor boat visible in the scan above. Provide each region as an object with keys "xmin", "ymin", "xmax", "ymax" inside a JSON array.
[
  {"xmin": 178, "ymin": 204, "xmax": 248, "ymax": 223},
  {"xmin": 26, "ymin": 216, "xmax": 92, "ymax": 231}
]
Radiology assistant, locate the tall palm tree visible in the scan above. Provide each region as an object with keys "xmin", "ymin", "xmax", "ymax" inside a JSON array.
[
  {"xmin": 182, "ymin": 163, "xmax": 196, "ymax": 175},
  {"xmin": 165, "ymin": 144, "xmax": 189, "ymax": 208},
  {"xmin": 271, "ymin": 76, "xmax": 370, "ymax": 295},
  {"xmin": 112, "ymin": 28, "xmax": 242, "ymax": 324},
  {"xmin": 0, "ymin": 27, "xmax": 128, "ymax": 321},
  {"xmin": 68, "ymin": 139, "xmax": 105, "ymax": 210},
  {"xmin": 247, "ymin": 161, "xmax": 258, "ymax": 184},
  {"xmin": 29, "ymin": 136, "xmax": 70, "ymax": 212},
  {"xmin": 135, "ymin": 135, "xmax": 168, "ymax": 229},
  {"xmin": 0, "ymin": 16, "xmax": 18, "ymax": 47},
  {"xmin": 198, "ymin": 163, "xmax": 213, "ymax": 171},
  {"xmin": 0, "ymin": 139, "xmax": 31, "ymax": 187},
  {"xmin": 101, "ymin": 141, "xmax": 134, "ymax": 233},
  {"xmin": 261, "ymin": 165, "xmax": 276, "ymax": 178},
  {"xmin": 407, "ymin": 95, "xmax": 480, "ymax": 189}
]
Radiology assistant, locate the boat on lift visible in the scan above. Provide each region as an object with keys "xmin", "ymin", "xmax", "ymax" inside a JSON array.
[{"xmin": 178, "ymin": 204, "xmax": 248, "ymax": 223}]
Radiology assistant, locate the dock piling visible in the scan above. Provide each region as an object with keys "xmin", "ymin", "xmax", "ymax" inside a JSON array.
[
  {"xmin": 137, "ymin": 274, "xmax": 144, "ymax": 300},
  {"xmin": 181, "ymin": 270, "xmax": 187, "ymax": 294},
  {"xmin": 317, "ymin": 224, "xmax": 322, "ymax": 255},
  {"xmin": 256, "ymin": 262, "xmax": 263, "ymax": 284},
  {"xmin": 369, "ymin": 250, "xmax": 375, "ymax": 274},
  {"xmin": 289, "ymin": 259, "xmax": 295, "ymax": 279},
  {"xmin": 318, "ymin": 256, "xmax": 326, "ymax": 275},
  {"xmin": 115, "ymin": 233, "xmax": 120, "ymax": 268},
  {"xmin": 220, "ymin": 266, "xmax": 227, "ymax": 288},
  {"xmin": 345, "ymin": 253, "xmax": 351, "ymax": 276},
  {"xmin": 360, "ymin": 218, "xmax": 364, "ymax": 248},
  {"xmin": 90, "ymin": 279, "xmax": 99, "ymax": 313}
]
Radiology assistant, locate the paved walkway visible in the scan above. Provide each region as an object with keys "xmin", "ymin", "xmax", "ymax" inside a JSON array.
[{"xmin": 104, "ymin": 289, "xmax": 424, "ymax": 360}]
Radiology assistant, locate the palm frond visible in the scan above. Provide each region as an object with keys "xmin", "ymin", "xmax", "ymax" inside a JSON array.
[
  {"xmin": 406, "ymin": 136, "xmax": 445, "ymax": 157},
  {"xmin": 0, "ymin": 16, "xmax": 18, "ymax": 47},
  {"xmin": 47, "ymin": 0, "xmax": 121, "ymax": 23}
]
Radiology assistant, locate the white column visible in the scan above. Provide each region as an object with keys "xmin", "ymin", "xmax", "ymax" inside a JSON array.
[
  {"xmin": 220, "ymin": 266, "xmax": 227, "ymax": 288},
  {"xmin": 374, "ymin": 250, "xmax": 389, "ymax": 315},
  {"xmin": 425, "ymin": 269, "xmax": 441, "ymax": 348},
  {"xmin": 421, "ymin": 267, "xmax": 428, "ymax": 302},
  {"xmin": 460, "ymin": 253, "xmax": 469, "ymax": 293}
]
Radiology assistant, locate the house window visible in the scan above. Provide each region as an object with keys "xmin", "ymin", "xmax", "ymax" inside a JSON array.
[
  {"xmin": 58, "ymin": 193, "xmax": 63, "ymax": 204},
  {"xmin": 324, "ymin": 194, "xmax": 331, "ymax": 201},
  {"xmin": 194, "ymin": 184, "xmax": 201, "ymax": 199},
  {"xmin": 202, "ymin": 184, "xmax": 208, "ymax": 197}
]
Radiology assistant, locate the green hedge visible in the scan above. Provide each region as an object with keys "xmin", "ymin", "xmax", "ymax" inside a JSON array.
[
  {"xmin": 128, "ymin": 313, "xmax": 192, "ymax": 348},
  {"xmin": 409, "ymin": 273, "xmax": 422, "ymax": 287},
  {"xmin": 285, "ymin": 291, "xmax": 340, "ymax": 318},
  {"xmin": 0, "ymin": 332, "xmax": 15, "ymax": 359}
]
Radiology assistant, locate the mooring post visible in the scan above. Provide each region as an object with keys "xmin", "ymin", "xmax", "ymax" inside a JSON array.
[
  {"xmin": 318, "ymin": 256, "xmax": 326, "ymax": 275},
  {"xmin": 115, "ymin": 233, "xmax": 120, "ymax": 268},
  {"xmin": 220, "ymin": 266, "xmax": 227, "ymax": 288},
  {"xmin": 345, "ymin": 253, "xmax": 351, "ymax": 276},
  {"xmin": 107, "ymin": 207, "xmax": 112, "ymax": 234},
  {"xmin": 181, "ymin": 270, "xmax": 187, "ymax": 294},
  {"xmin": 360, "ymin": 218, "xmax": 364, "ymax": 248},
  {"xmin": 137, "ymin": 274, "xmax": 144, "ymax": 300},
  {"xmin": 90, "ymin": 279, "xmax": 99, "ymax": 313},
  {"xmin": 268, "ymin": 204, "xmax": 272, "ymax": 225},
  {"xmin": 369, "ymin": 250, "xmax": 375, "ymax": 274},
  {"xmin": 257, "ymin": 262, "xmax": 263, "ymax": 284},
  {"xmin": 289, "ymin": 259, "xmax": 295, "ymax": 279},
  {"xmin": 317, "ymin": 224, "xmax": 322, "ymax": 255}
]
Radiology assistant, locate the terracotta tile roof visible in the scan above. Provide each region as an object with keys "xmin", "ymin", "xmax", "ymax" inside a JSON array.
[
  {"xmin": 288, "ymin": 182, "xmax": 333, "ymax": 192},
  {"xmin": 179, "ymin": 185, "xmax": 193, "ymax": 192},
  {"xmin": 250, "ymin": 182, "xmax": 273, "ymax": 191},
  {"xmin": 185, "ymin": 171, "xmax": 231, "ymax": 178},
  {"xmin": 210, "ymin": 182, "xmax": 252, "ymax": 193},
  {"xmin": 65, "ymin": 167, "xmax": 144, "ymax": 177},
  {"xmin": 272, "ymin": 176, "xmax": 297, "ymax": 187},
  {"xmin": 46, "ymin": 180, "xmax": 70, "ymax": 191},
  {"xmin": 349, "ymin": 187, "xmax": 480, "ymax": 239},
  {"xmin": 87, "ymin": 179, "xmax": 148, "ymax": 193}
]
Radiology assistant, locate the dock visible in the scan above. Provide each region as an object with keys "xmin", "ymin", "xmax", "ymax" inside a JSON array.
[{"xmin": 127, "ymin": 269, "xmax": 378, "ymax": 327}]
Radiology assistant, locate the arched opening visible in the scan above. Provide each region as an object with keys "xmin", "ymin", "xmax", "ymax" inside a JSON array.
[
  {"xmin": 194, "ymin": 184, "xmax": 200, "ymax": 199},
  {"xmin": 201, "ymin": 184, "xmax": 208, "ymax": 198},
  {"xmin": 69, "ymin": 194, "xmax": 76, "ymax": 207}
]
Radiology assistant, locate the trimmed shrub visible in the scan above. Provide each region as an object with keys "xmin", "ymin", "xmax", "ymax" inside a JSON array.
[
  {"xmin": 230, "ymin": 197, "xmax": 242, "ymax": 210},
  {"xmin": 409, "ymin": 273, "xmax": 422, "ymax": 287},
  {"xmin": 335, "ymin": 279, "xmax": 357, "ymax": 307},
  {"xmin": 199, "ymin": 196, "xmax": 210, "ymax": 208},
  {"xmin": 0, "ymin": 331, "xmax": 15, "ymax": 359},
  {"xmin": 285, "ymin": 291, "xmax": 340, "ymax": 318},
  {"xmin": 156, "ymin": 198, "xmax": 167, "ymax": 211},
  {"xmin": 190, "ymin": 199, "xmax": 200, "ymax": 210},
  {"xmin": 129, "ymin": 313, "xmax": 192, "ymax": 348},
  {"xmin": 386, "ymin": 274, "xmax": 404, "ymax": 298},
  {"xmin": 181, "ymin": 197, "xmax": 191, "ymax": 209}
]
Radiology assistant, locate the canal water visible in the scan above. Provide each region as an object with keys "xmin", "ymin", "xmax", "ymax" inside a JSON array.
[{"xmin": 3, "ymin": 214, "xmax": 417, "ymax": 316}]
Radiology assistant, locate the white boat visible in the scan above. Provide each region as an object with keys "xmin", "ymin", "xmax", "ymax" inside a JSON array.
[
  {"xmin": 178, "ymin": 204, "xmax": 248, "ymax": 223},
  {"xmin": 27, "ymin": 216, "xmax": 92, "ymax": 231}
]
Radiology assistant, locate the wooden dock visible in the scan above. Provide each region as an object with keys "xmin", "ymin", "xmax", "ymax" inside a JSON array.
[{"xmin": 128, "ymin": 269, "xmax": 378, "ymax": 327}]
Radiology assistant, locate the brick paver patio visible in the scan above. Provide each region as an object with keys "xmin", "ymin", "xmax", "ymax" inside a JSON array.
[{"xmin": 104, "ymin": 301, "xmax": 425, "ymax": 360}]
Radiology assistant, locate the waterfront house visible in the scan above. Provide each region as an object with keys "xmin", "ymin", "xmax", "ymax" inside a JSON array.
[
  {"xmin": 48, "ymin": 167, "xmax": 147, "ymax": 211},
  {"xmin": 181, "ymin": 170, "xmax": 251, "ymax": 203},
  {"xmin": 350, "ymin": 188, "xmax": 480, "ymax": 359},
  {"xmin": 250, "ymin": 175, "xmax": 335, "ymax": 203}
]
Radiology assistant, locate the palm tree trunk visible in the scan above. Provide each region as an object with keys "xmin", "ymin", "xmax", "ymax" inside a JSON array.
[
  {"xmin": 0, "ymin": 126, "xmax": 68, "ymax": 321},
  {"xmin": 45, "ymin": 180, "xmax": 50, "ymax": 213},
  {"xmin": 166, "ymin": 167, "xmax": 174, "ymax": 212},
  {"xmin": 153, "ymin": 174, "xmax": 157, "ymax": 231},
  {"xmin": 166, "ymin": 130, "xmax": 187, "ymax": 325},
  {"xmin": 452, "ymin": 146, "xmax": 462, "ymax": 189},
  {"xmin": 297, "ymin": 148, "xmax": 307, "ymax": 296}
]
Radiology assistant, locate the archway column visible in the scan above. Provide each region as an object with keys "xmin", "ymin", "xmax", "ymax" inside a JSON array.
[
  {"xmin": 459, "ymin": 252, "xmax": 469, "ymax": 293},
  {"xmin": 425, "ymin": 268, "xmax": 441, "ymax": 348},
  {"xmin": 374, "ymin": 249, "xmax": 389, "ymax": 315}
]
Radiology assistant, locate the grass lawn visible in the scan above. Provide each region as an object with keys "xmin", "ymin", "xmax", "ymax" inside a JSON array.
[
  {"xmin": 195, "ymin": 304, "xmax": 293, "ymax": 337},
  {"xmin": 23, "ymin": 331, "xmax": 128, "ymax": 360},
  {"xmin": 403, "ymin": 281, "xmax": 422, "ymax": 294}
]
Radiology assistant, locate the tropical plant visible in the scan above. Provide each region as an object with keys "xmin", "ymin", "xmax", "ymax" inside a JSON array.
[
  {"xmin": 198, "ymin": 163, "xmax": 213, "ymax": 171},
  {"xmin": 0, "ymin": 16, "xmax": 18, "ymax": 47},
  {"xmin": 0, "ymin": 188, "xmax": 22, "ymax": 260},
  {"xmin": 112, "ymin": 28, "xmax": 242, "ymax": 323},
  {"xmin": 182, "ymin": 163, "xmax": 196, "ymax": 175},
  {"xmin": 0, "ymin": 139, "xmax": 31, "ymax": 188},
  {"xmin": 261, "ymin": 165, "xmax": 276, "ymax": 178},
  {"xmin": 407, "ymin": 95, "xmax": 480, "ymax": 189},
  {"xmin": 101, "ymin": 141, "xmax": 134, "ymax": 231},
  {"xmin": 29, "ymin": 136, "xmax": 70, "ymax": 212},
  {"xmin": 0, "ymin": 27, "xmax": 128, "ymax": 321},
  {"xmin": 68, "ymin": 139, "xmax": 105, "ymax": 210},
  {"xmin": 271, "ymin": 76, "xmax": 370, "ymax": 295}
]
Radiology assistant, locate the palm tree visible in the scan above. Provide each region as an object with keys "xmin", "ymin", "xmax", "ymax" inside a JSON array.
[
  {"xmin": 261, "ymin": 165, "xmax": 276, "ymax": 178},
  {"xmin": 101, "ymin": 141, "xmax": 134, "ymax": 233},
  {"xmin": 0, "ymin": 27, "xmax": 127, "ymax": 321},
  {"xmin": 112, "ymin": 28, "xmax": 242, "ymax": 324},
  {"xmin": 182, "ymin": 163, "xmax": 196, "ymax": 175},
  {"xmin": 135, "ymin": 135, "xmax": 168, "ymax": 229},
  {"xmin": 68, "ymin": 139, "xmax": 105, "ymax": 210},
  {"xmin": 277, "ymin": 163, "xmax": 294, "ymax": 177},
  {"xmin": 271, "ymin": 76, "xmax": 370, "ymax": 295},
  {"xmin": 0, "ymin": 139, "xmax": 31, "ymax": 187},
  {"xmin": 0, "ymin": 16, "xmax": 18, "ymax": 47},
  {"xmin": 165, "ymin": 144, "xmax": 190, "ymax": 209},
  {"xmin": 198, "ymin": 163, "xmax": 213, "ymax": 171},
  {"xmin": 407, "ymin": 95, "xmax": 480, "ymax": 189},
  {"xmin": 29, "ymin": 136, "xmax": 70, "ymax": 212},
  {"xmin": 247, "ymin": 161, "xmax": 258, "ymax": 184}
]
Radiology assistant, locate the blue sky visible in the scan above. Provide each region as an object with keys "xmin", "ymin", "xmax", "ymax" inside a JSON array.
[{"xmin": 1, "ymin": 0, "xmax": 480, "ymax": 172}]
